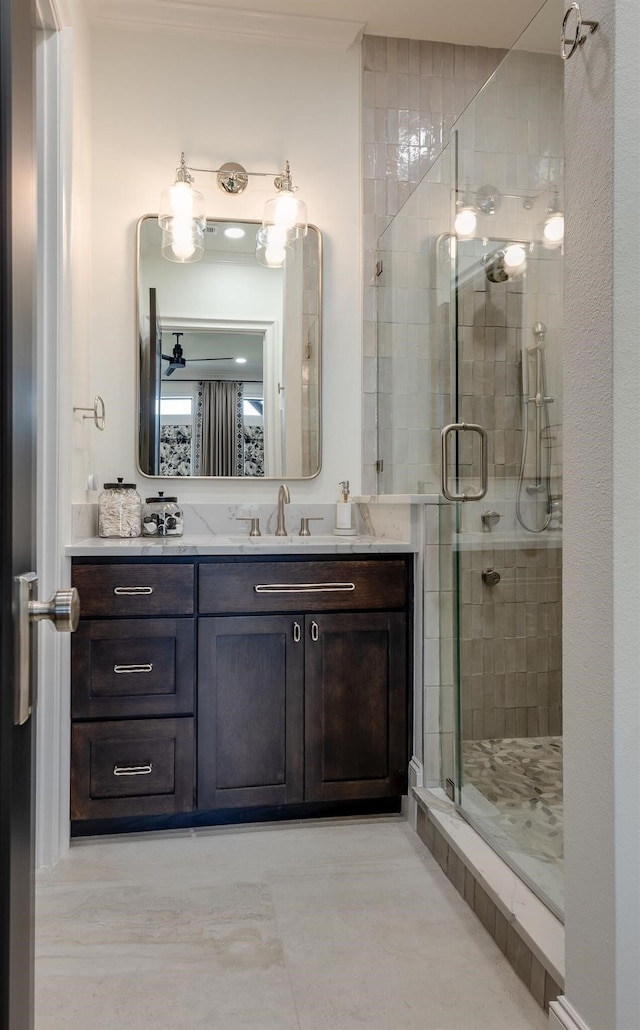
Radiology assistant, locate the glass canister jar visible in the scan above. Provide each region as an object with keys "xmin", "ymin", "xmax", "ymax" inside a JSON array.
[
  {"xmin": 98, "ymin": 478, "xmax": 142, "ymax": 538},
  {"xmin": 142, "ymin": 491, "xmax": 183, "ymax": 537}
]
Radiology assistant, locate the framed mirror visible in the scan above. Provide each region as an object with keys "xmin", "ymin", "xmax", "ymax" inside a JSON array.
[{"xmin": 137, "ymin": 216, "xmax": 322, "ymax": 478}]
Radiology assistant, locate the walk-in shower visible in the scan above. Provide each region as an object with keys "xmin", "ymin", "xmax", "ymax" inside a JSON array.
[{"xmin": 376, "ymin": 0, "xmax": 564, "ymax": 917}]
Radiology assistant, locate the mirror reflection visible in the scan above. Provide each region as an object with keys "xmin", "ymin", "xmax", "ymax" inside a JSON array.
[{"xmin": 137, "ymin": 216, "xmax": 321, "ymax": 478}]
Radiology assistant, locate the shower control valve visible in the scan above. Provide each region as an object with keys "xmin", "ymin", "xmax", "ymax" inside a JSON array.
[
  {"xmin": 481, "ymin": 510, "xmax": 501, "ymax": 532},
  {"xmin": 482, "ymin": 569, "xmax": 501, "ymax": 587}
]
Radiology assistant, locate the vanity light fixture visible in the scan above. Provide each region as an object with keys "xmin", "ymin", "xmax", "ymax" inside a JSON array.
[
  {"xmin": 160, "ymin": 154, "xmax": 308, "ymax": 264},
  {"xmin": 235, "ymin": 357, "xmax": 247, "ymax": 364},
  {"xmin": 158, "ymin": 153, "xmax": 206, "ymax": 263}
]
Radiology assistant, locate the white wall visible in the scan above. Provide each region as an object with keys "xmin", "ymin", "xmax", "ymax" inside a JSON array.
[
  {"xmin": 85, "ymin": 25, "xmax": 362, "ymax": 502},
  {"xmin": 559, "ymin": 0, "xmax": 640, "ymax": 1026},
  {"xmin": 36, "ymin": 0, "xmax": 93, "ymax": 866}
]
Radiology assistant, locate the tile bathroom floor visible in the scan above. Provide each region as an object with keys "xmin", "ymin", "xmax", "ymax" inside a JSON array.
[
  {"xmin": 35, "ymin": 816, "xmax": 549, "ymax": 1030},
  {"xmin": 462, "ymin": 736, "xmax": 563, "ymax": 913}
]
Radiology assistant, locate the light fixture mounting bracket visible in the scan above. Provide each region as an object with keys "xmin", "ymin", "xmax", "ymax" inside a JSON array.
[{"xmin": 216, "ymin": 162, "xmax": 249, "ymax": 195}]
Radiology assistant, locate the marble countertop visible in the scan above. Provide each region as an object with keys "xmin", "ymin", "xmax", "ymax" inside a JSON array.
[{"xmin": 65, "ymin": 533, "xmax": 416, "ymax": 557}]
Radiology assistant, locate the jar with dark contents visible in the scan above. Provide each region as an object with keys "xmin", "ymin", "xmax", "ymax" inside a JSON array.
[{"xmin": 142, "ymin": 492, "xmax": 183, "ymax": 537}]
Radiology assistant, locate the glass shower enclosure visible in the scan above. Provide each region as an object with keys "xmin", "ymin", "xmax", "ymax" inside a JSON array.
[{"xmin": 376, "ymin": 0, "xmax": 564, "ymax": 917}]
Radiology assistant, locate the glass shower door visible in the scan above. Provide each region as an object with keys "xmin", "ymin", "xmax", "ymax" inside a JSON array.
[{"xmin": 446, "ymin": 7, "xmax": 564, "ymax": 917}]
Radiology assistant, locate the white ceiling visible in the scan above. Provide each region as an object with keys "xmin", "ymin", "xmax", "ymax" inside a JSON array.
[
  {"xmin": 203, "ymin": 0, "xmax": 551, "ymax": 49},
  {"xmin": 89, "ymin": 0, "xmax": 557, "ymax": 52}
]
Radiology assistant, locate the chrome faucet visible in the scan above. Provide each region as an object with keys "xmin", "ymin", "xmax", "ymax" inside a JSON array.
[{"xmin": 275, "ymin": 483, "xmax": 290, "ymax": 536}]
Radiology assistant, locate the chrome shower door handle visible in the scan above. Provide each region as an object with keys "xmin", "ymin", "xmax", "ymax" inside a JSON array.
[{"xmin": 440, "ymin": 422, "xmax": 488, "ymax": 502}]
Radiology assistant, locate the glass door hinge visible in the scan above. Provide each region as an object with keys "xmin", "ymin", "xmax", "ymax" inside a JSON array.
[
  {"xmin": 375, "ymin": 459, "xmax": 384, "ymax": 473},
  {"xmin": 375, "ymin": 260, "xmax": 383, "ymax": 277}
]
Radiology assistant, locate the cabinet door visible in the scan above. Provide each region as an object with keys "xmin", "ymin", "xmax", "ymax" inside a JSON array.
[
  {"xmin": 304, "ymin": 612, "xmax": 407, "ymax": 802},
  {"xmin": 198, "ymin": 616, "xmax": 304, "ymax": 810}
]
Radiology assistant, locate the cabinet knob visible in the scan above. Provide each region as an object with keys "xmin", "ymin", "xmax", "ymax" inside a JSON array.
[
  {"xmin": 293, "ymin": 622, "xmax": 301, "ymax": 643},
  {"xmin": 310, "ymin": 621, "xmax": 319, "ymax": 642}
]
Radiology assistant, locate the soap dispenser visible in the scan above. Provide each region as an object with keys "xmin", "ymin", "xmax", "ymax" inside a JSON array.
[{"xmin": 333, "ymin": 480, "xmax": 357, "ymax": 536}]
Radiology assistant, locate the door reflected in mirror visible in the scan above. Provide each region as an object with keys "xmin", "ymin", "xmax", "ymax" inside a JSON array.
[{"xmin": 137, "ymin": 216, "xmax": 322, "ymax": 479}]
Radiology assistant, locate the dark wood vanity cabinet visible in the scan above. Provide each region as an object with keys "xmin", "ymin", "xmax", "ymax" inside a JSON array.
[{"xmin": 70, "ymin": 555, "xmax": 410, "ymax": 834}]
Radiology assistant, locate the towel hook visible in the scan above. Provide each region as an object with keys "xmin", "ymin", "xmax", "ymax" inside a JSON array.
[
  {"xmin": 73, "ymin": 395, "xmax": 106, "ymax": 431},
  {"xmin": 561, "ymin": 3, "xmax": 599, "ymax": 60}
]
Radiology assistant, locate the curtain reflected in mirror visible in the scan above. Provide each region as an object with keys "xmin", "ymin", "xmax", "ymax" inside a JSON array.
[
  {"xmin": 137, "ymin": 216, "xmax": 321, "ymax": 479},
  {"xmin": 194, "ymin": 381, "xmax": 245, "ymax": 477}
]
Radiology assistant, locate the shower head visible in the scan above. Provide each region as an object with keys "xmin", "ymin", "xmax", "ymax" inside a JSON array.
[{"xmin": 481, "ymin": 244, "xmax": 528, "ymax": 283}]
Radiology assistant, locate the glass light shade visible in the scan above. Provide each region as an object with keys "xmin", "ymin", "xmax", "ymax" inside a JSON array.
[
  {"xmin": 159, "ymin": 181, "xmax": 205, "ymax": 262},
  {"xmin": 454, "ymin": 206, "xmax": 477, "ymax": 237},
  {"xmin": 543, "ymin": 211, "xmax": 565, "ymax": 244},
  {"xmin": 255, "ymin": 226, "xmax": 293, "ymax": 268},
  {"xmin": 158, "ymin": 181, "xmax": 205, "ymax": 229},
  {"xmin": 503, "ymin": 244, "xmax": 527, "ymax": 272},
  {"xmin": 262, "ymin": 189, "xmax": 308, "ymax": 240},
  {"xmin": 161, "ymin": 225, "xmax": 204, "ymax": 263}
]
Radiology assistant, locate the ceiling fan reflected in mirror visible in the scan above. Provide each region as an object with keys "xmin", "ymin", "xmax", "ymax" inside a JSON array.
[{"xmin": 161, "ymin": 332, "xmax": 233, "ymax": 377}]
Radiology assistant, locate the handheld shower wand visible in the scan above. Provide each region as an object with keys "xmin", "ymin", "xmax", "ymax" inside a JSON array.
[{"xmin": 516, "ymin": 322, "xmax": 553, "ymax": 532}]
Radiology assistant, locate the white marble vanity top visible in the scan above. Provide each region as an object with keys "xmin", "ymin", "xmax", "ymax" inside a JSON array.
[{"xmin": 65, "ymin": 533, "xmax": 416, "ymax": 557}]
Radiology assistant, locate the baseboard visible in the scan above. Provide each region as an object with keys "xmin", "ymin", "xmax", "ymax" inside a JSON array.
[
  {"xmin": 402, "ymin": 758, "xmax": 424, "ymax": 829},
  {"xmin": 549, "ymin": 997, "xmax": 592, "ymax": 1030}
]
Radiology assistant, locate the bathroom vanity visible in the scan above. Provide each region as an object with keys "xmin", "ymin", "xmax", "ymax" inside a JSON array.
[{"xmin": 69, "ymin": 548, "xmax": 412, "ymax": 836}]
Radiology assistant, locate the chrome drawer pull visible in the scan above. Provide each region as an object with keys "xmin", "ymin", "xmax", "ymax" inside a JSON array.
[
  {"xmin": 113, "ymin": 586, "xmax": 154, "ymax": 595},
  {"xmin": 293, "ymin": 622, "xmax": 301, "ymax": 643},
  {"xmin": 113, "ymin": 763, "xmax": 153, "ymax": 777},
  {"xmin": 254, "ymin": 582, "xmax": 356, "ymax": 594},
  {"xmin": 113, "ymin": 663, "xmax": 153, "ymax": 674},
  {"xmin": 310, "ymin": 621, "xmax": 319, "ymax": 642}
]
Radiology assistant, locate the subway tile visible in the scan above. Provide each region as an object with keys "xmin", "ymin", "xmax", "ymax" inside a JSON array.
[
  {"xmin": 464, "ymin": 866, "xmax": 475, "ymax": 908},
  {"xmin": 494, "ymin": 909, "xmax": 508, "ymax": 954},
  {"xmin": 515, "ymin": 936, "xmax": 534, "ymax": 989},
  {"xmin": 544, "ymin": 973, "xmax": 563, "ymax": 1010}
]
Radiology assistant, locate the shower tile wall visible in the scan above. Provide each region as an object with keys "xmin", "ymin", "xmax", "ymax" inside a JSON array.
[
  {"xmin": 371, "ymin": 45, "xmax": 564, "ymax": 499},
  {"xmin": 361, "ymin": 36, "xmax": 505, "ymax": 493},
  {"xmin": 459, "ymin": 545, "xmax": 563, "ymax": 740}
]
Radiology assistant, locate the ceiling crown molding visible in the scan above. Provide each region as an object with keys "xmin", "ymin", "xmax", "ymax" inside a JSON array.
[{"xmin": 88, "ymin": 0, "xmax": 365, "ymax": 50}]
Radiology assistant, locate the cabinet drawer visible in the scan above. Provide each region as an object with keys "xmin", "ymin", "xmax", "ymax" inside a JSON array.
[
  {"xmin": 71, "ymin": 718, "xmax": 194, "ymax": 821},
  {"xmin": 72, "ymin": 564, "xmax": 194, "ymax": 617},
  {"xmin": 72, "ymin": 619, "xmax": 195, "ymax": 719},
  {"xmin": 199, "ymin": 560, "xmax": 408, "ymax": 614}
]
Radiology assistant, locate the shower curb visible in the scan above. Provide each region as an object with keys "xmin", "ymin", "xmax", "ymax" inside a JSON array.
[{"xmin": 413, "ymin": 786, "xmax": 564, "ymax": 1012}]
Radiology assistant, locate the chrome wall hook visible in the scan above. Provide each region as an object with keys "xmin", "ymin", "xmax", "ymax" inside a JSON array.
[
  {"xmin": 561, "ymin": 3, "xmax": 599, "ymax": 60},
  {"xmin": 73, "ymin": 395, "xmax": 105, "ymax": 431}
]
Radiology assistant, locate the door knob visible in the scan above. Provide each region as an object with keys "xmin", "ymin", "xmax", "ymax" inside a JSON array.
[
  {"xmin": 14, "ymin": 574, "xmax": 80, "ymax": 725},
  {"xmin": 29, "ymin": 587, "xmax": 80, "ymax": 632}
]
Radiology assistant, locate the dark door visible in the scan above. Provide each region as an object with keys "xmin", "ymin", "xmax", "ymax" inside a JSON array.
[
  {"xmin": 198, "ymin": 615, "xmax": 304, "ymax": 810},
  {"xmin": 0, "ymin": 0, "xmax": 37, "ymax": 1024},
  {"xmin": 304, "ymin": 612, "xmax": 408, "ymax": 802}
]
